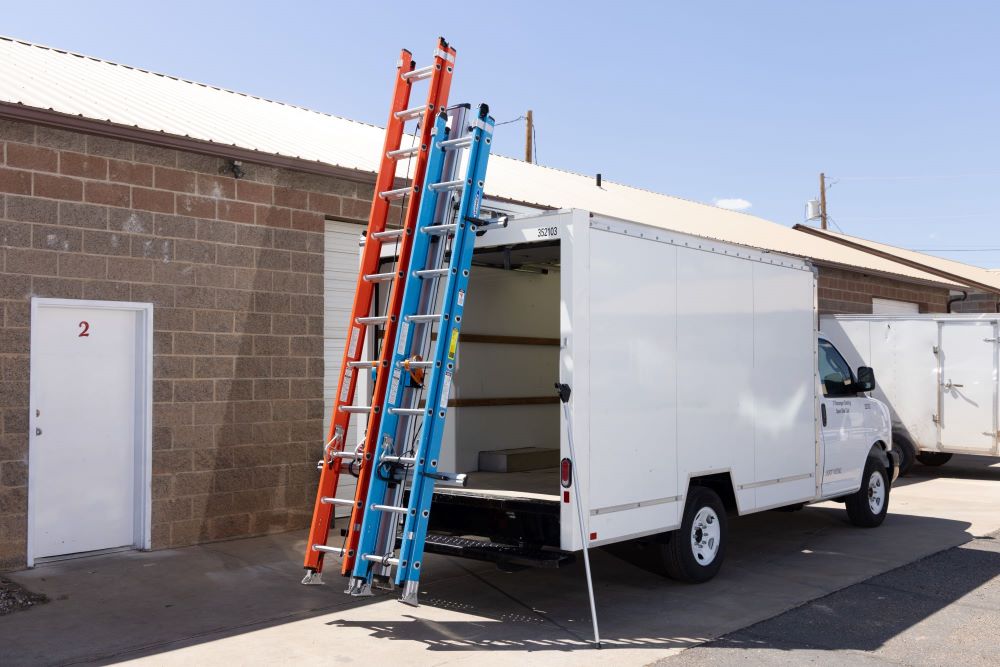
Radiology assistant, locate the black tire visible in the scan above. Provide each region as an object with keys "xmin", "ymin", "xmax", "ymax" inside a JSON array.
[
  {"xmin": 846, "ymin": 455, "xmax": 890, "ymax": 527},
  {"xmin": 660, "ymin": 486, "xmax": 727, "ymax": 583},
  {"xmin": 894, "ymin": 433, "xmax": 917, "ymax": 477},
  {"xmin": 916, "ymin": 451, "xmax": 953, "ymax": 467}
]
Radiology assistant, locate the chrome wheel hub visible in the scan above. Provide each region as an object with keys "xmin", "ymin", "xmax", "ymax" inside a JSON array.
[{"xmin": 690, "ymin": 507, "xmax": 721, "ymax": 566}]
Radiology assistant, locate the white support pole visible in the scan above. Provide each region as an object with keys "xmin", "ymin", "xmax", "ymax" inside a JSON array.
[{"xmin": 557, "ymin": 383, "xmax": 601, "ymax": 649}]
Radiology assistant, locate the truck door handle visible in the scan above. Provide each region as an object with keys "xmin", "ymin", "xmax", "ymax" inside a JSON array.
[
  {"xmin": 821, "ymin": 404, "xmax": 827, "ymax": 427},
  {"xmin": 944, "ymin": 380, "xmax": 964, "ymax": 390}
]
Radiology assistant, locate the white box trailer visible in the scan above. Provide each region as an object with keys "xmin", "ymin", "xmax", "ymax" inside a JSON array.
[
  {"xmin": 822, "ymin": 313, "xmax": 1000, "ymax": 473},
  {"xmin": 359, "ymin": 209, "xmax": 897, "ymax": 581}
]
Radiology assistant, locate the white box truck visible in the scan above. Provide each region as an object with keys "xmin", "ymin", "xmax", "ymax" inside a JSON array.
[
  {"xmin": 822, "ymin": 313, "xmax": 1000, "ymax": 474},
  {"xmin": 357, "ymin": 209, "xmax": 898, "ymax": 582}
]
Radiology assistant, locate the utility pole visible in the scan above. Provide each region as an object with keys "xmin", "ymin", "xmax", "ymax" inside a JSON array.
[
  {"xmin": 525, "ymin": 109, "xmax": 533, "ymax": 163},
  {"xmin": 819, "ymin": 172, "xmax": 828, "ymax": 230}
]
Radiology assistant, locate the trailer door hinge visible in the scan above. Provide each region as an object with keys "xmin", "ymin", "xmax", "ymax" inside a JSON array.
[
  {"xmin": 932, "ymin": 414, "xmax": 939, "ymax": 424},
  {"xmin": 984, "ymin": 338, "xmax": 998, "ymax": 343},
  {"xmin": 932, "ymin": 345, "xmax": 939, "ymax": 354}
]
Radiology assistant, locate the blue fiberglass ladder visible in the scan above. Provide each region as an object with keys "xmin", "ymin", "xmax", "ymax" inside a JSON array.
[{"xmin": 348, "ymin": 104, "xmax": 498, "ymax": 605}]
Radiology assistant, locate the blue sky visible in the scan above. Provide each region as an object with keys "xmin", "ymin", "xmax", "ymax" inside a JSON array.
[{"xmin": 6, "ymin": 1, "xmax": 999, "ymax": 267}]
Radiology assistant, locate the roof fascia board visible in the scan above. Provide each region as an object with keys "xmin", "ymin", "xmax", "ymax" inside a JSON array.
[
  {"xmin": 795, "ymin": 224, "xmax": 999, "ymax": 295},
  {"xmin": 0, "ymin": 102, "xmax": 378, "ymax": 186}
]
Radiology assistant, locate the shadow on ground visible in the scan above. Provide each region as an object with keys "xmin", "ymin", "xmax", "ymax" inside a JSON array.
[
  {"xmin": 661, "ymin": 531, "xmax": 1000, "ymax": 665},
  {"xmin": 896, "ymin": 453, "xmax": 1000, "ymax": 487},
  {"xmin": 0, "ymin": 495, "xmax": 987, "ymax": 665}
]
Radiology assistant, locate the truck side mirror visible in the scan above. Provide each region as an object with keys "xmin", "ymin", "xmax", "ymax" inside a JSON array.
[{"xmin": 857, "ymin": 366, "xmax": 876, "ymax": 392}]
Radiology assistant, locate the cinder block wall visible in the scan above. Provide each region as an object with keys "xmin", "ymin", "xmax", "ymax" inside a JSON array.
[
  {"xmin": 952, "ymin": 293, "xmax": 1000, "ymax": 314},
  {"xmin": 817, "ymin": 266, "xmax": 949, "ymax": 315},
  {"xmin": 0, "ymin": 119, "xmax": 371, "ymax": 569}
]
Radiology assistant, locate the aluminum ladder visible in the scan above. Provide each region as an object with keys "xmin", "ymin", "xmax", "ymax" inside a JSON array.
[
  {"xmin": 302, "ymin": 38, "xmax": 456, "ymax": 585},
  {"xmin": 348, "ymin": 104, "xmax": 498, "ymax": 605}
]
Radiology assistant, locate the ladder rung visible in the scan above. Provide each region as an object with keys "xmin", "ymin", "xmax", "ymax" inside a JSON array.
[
  {"xmin": 389, "ymin": 408, "xmax": 425, "ymax": 416},
  {"xmin": 387, "ymin": 146, "xmax": 420, "ymax": 160},
  {"xmin": 339, "ymin": 405, "xmax": 371, "ymax": 414},
  {"xmin": 429, "ymin": 179, "xmax": 465, "ymax": 192},
  {"xmin": 364, "ymin": 272, "xmax": 396, "ymax": 283},
  {"xmin": 356, "ymin": 316, "xmax": 387, "ymax": 326},
  {"xmin": 362, "ymin": 553, "xmax": 400, "ymax": 566},
  {"xmin": 331, "ymin": 451, "xmax": 359, "ymax": 460},
  {"xmin": 402, "ymin": 65, "xmax": 434, "ymax": 81},
  {"xmin": 406, "ymin": 313, "xmax": 441, "ymax": 323},
  {"xmin": 394, "ymin": 105, "xmax": 428, "ymax": 121},
  {"xmin": 398, "ymin": 360, "xmax": 434, "ymax": 369},
  {"xmin": 321, "ymin": 497, "xmax": 356, "ymax": 507},
  {"xmin": 381, "ymin": 454, "xmax": 417, "ymax": 464},
  {"xmin": 414, "ymin": 268, "xmax": 449, "ymax": 279},
  {"xmin": 380, "ymin": 186, "xmax": 412, "ymax": 201},
  {"xmin": 372, "ymin": 228, "xmax": 404, "ymax": 240},
  {"xmin": 440, "ymin": 136, "xmax": 472, "ymax": 151},
  {"xmin": 372, "ymin": 504, "xmax": 408, "ymax": 515},
  {"xmin": 422, "ymin": 224, "xmax": 456, "ymax": 235},
  {"xmin": 347, "ymin": 360, "xmax": 376, "ymax": 369},
  {"xmin": 312, "ymin": 544, "xmax": 346, "ymax": 555}
]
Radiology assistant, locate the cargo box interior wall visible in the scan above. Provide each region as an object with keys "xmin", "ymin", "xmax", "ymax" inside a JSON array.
[{"xmin": 366, "ymin": 236, "xmax": 564, "ymax": 551}]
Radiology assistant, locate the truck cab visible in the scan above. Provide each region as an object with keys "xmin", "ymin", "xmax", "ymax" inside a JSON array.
[{"xmin": 818, "ymin": 336, "xmax": 897, "ymax": 500}]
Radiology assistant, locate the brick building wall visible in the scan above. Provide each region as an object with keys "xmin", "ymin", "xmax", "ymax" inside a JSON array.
[
  {"xmin": 0, "ymin": 118, "xmax": 371, "ymax": 569},
  {"xmin": 952, "ymin": 292, "xmax": 1000, "ymax": 314},
  {"xmin": 817, "ymin": 266, "xmax": 950, "ymax": 315}
]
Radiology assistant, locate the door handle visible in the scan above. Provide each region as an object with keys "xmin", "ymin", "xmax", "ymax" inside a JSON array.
[
  {"xmin": 821, "ymin": 404, "xmax": 827, "ymax": 427},
  {"xmin": 944, "ymin": 380, "xmax": 964, "ymax": 390}
]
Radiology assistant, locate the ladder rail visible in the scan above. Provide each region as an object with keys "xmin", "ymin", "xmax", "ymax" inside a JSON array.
[
  {"xmin": 347, "ymin": 105, "xmax": 495, "ymax": 600},
  {"xmin": 339, "ymin": 42, "xmax": 457, "ymax": 578},
  {"xmin": 357, "ymin": 106, "xmax": 471, "ymax": 585},
  {"xmin": 394, "ymin": 109, "xmax": 495, "ymax": 600},
  {"xmin": 302, "ymin": 38, "xmax": 456, "ymax": 579},
  {"xmin": 346, "ymin": 111, "xmax": 452, "ymax": 591},
  {"xmin": 302, "ymin": 46, "xmax": 414, "ymax": 577}
]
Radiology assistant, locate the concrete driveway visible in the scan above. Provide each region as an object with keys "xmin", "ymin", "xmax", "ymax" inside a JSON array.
[{"xmin": 2, "ymin": 456, "xmax": 998, "ymax": 666}]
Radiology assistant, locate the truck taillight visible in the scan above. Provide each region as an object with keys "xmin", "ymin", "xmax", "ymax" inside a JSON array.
[{"xmin": 560, "ymin": 458, "xmax": 572, "ymax": 488}]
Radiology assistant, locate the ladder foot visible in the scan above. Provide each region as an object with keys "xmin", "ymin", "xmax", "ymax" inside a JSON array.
[
  {"xmin": 347, "ymin": 577, "xmax": 374, "ymax": 597},
  {"xmin": 301, "ymin": 570, "xmax": 324, "ymax": 586},
  {"xmin": 399, "ymin": 580, "xmax": 420, "ymax": 607},
  {"xmin": 373, "ymin": 573, "xmax": 395, "ymax": 591}
]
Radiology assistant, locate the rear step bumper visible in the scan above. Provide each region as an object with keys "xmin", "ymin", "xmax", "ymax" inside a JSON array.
[{"xmin": 424, "ymin": 535, "xmax": 574, "ymax": 569}]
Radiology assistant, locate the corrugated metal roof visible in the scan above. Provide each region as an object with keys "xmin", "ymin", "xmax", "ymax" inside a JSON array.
[
  {"xmin": 797, "ymin": 227, "xmax": 1000, "ymax": 294},
  {"xmin": 0, "ymin": 36, "xmax": 964, "ymax": 289}
]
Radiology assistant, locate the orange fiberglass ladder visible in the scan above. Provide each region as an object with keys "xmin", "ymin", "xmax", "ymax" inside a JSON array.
[{"xmin": 302, "ymin": 38, "xmax": 456, "ymax": 585}]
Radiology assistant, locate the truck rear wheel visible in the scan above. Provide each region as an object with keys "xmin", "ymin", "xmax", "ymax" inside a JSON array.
[
  {"xmin": 846, "ymin": 455, "xmax": 890, "ymax": 527},
  {"xmin": 916, "ymin": 451, "xmax": 953, "ymax": 467},
  {"xmin": 660, "ymin": 486, "xmax": 727, "ymax": 583},
  {"xmin": 893, "ymin": 433, "xmax": 916, "ymax": 477}
]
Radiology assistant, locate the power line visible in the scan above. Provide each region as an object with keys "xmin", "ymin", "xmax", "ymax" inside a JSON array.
[
  {"xmin": 834, "ymin": 172, "xmax": 1000, "ymax": 182},
  {"xmin": 911, "ymin": 247, "xmax": 1000, "ymax": 252}
]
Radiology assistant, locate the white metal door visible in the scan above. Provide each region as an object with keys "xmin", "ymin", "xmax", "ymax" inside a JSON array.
[
  {"xmin": 939, "ymin": 322, "xmax": 998, "ymax": 453},
  {"xmin": 29, "ymin": 299, "xmax": 151, "ymax": 562}
]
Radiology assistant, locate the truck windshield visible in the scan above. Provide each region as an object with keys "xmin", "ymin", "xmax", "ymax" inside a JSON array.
[{"xmin": 818, "ymin": 339, "xmax": 856, "ymax": 396}]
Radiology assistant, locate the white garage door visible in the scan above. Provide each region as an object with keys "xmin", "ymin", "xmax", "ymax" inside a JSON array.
[
  {"xmin": 872, "ymin": 298, "xmax": 919, "ymax": 315},
  {"xmin": 324, "ymin": 220, "xmax": 365, "ymax": 515}
]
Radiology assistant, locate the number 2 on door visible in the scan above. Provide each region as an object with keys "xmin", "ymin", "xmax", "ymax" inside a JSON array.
[{"xmin": 78, "ymin": 321, "xmax": 90, "ymax": 337}]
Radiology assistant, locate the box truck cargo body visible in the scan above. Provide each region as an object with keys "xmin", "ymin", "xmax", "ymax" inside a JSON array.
[
  {"xmin": 822, "ymin": 314, "xmax": 1000, "ymax": 470},
  {"xmin": 356, "ymin": 209, "xmax": 896, "ymax": 580}
]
